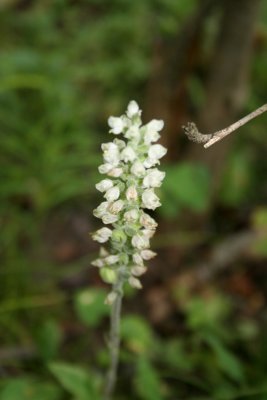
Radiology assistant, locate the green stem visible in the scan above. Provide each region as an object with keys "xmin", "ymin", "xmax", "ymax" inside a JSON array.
[{"xmin": 104, "ymin": 276, "xmax": 124, "ymax": 400}]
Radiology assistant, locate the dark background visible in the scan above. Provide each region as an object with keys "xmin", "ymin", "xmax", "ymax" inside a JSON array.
[{"xmin": 1, "ymin": 1, "xmax": 267, "ymax": 399}]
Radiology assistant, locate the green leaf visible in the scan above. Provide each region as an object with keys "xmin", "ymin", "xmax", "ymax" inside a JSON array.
[
  {"xmin": 220, "ymin": 149, "xmax": 252, "ymax": 206},
  {"xmin": 121, "ymin": 315, "xmax": 154, "ymax": 354},
  {"xmin": 74, "ymin": 288, "xmax": 108, "ymax": 327},
  {"xmin": 161, "ymin": 162, "xmax": 211, "ymax": 217},
  {"xmin": 0, "ymin": 378, "xmax": 62, "ymax": 400},
  {"xmin": 162, "ymin": 339, "xmax": 193, "ymax": 372},
  {"xmin": 35, "ymin": 319, "xmax": 62, "ymax": 361},
  {"xmin": 49, "ymin": 362, "xmax": 100, "ymax": 400},
  {"xmin": 184, "ymin": 295, "xmax": 230, "ymax": 331},
  {"xmin": 135, "ymin": 357, "xmax": 163, "ymax": 400},
  {"xmin": 205, "ymin": 335, "xmax": 244, "ymax": 382}
]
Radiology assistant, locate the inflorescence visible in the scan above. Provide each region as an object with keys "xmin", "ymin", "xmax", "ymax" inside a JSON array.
[{"xmin": 92, "ymin": 100, "xmax": 167, "ymax": 304}]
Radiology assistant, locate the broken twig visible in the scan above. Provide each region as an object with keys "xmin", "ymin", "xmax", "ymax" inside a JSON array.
[{"xmin": 182, "ymin": 103, "xmax": 267, "ymax": 148}]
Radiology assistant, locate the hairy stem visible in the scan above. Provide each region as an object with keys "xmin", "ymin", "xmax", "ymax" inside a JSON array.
[{"xmin": 104, "ymin": 277, "xmax": 124, "ymax": 400}]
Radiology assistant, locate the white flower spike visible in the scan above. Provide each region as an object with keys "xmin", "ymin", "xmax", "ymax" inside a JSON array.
[{"xmin": 92, "ymin": 100, "xmax": 167, "ymax": 302}]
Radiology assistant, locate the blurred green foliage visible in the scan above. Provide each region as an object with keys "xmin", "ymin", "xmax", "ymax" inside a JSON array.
[{"xmin": 1, "ymin": 0, "xmax": 267, "ymax": 399}]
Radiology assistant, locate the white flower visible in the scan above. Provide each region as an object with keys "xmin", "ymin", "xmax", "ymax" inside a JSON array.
[
  {"xmin": 102, "ymin": 142, "xmax": 120, "ymax": 165},
  {"xmin": 126, "ymin": 186, "xmax": 138, "ymax": 201},
  {"xmin": 146, "ymin": 119, "xmax": 164, "ymax": 132},
  {"xmin": 143, "ymin": 169, "xmax": 165, "ymax": 188},
  {"xmin": 140, "ymin": 212, "xmax": 158, "ymax": 229},
  {"xmin": 91, "ymin": 258, "xmax": 105, "ymax": 268},
  {"xmin": 92, "ymin": 227, "xmax": 112, "ymax": 243},
  {"xmin": 128, "ymin": 276, "xmax": 142, "ymax": 289},
  {"xmin": 143, "ymin": 119, "xmax": 164, "ymax": 144},
  {"xmin": 142, "ymin": 229, "xmax": 155, "ymax": 239},
  {"xmin": 93, "ymin": 201, "xmax": 109, "ymax": 218},
  {"xmin": 104, "ymin": 186, "xmax": 120, "ymax": 202},
  {"xmin": 96, "ymin": 179, "xmax": 113, "ymax": 192},
  {"xmin": 143, "ymin": 158, "xmax": 157, "ymax": 168},
  {"xmin": 108, "ymin": 200, "xmax": 124, "ymax": 214},
  {"xmin": 131, "ymin": 161, "xmax": 146, "ymax": 177},
  {"xmin": 124, "ymin": 126, "xmax": 141, "ymax": 141},
  {"xmin": 126, "ymin": 100, "xmax": 140, "ymax": 118},
  {"xmin": 113, "ymin": 138, "xmax": 126, "ymax": 149},
  {"xmin": 124, "ymin": 209, "xmax": 139, "ymax": 223},
  {"xmin": 98, "ymin": 163, "xmax": 113, "ymax": 174},
  {"xmin": 141, "ymin": 249, "xmax": 157, "ymax": 260},
  {"xmin": 142, "ymin": 189, "xmax": 161, "ymax": 210},
  {"xmin": 132, "ymin": 233, "xmax": 150, "ymax": 249},
  {"xmin": 102, "ymin": 213, "xmax": 119, "ymax": 224},
  {"xmin": 148, "ymin": 144, "xmax": 167, "ymax": 161},
  {"xmin": 108, "ymin": 116, "xmax": 125, "ymax": 134},
  {"xmin": 100, "ymin": 247, "xmax": 109, "ymax": 257},
  {"xmin": 105, "ymin": 255, "xmax": 119, "ymax": 265},
  {"xmin": 120, "ymin": 146, "xmax": 137, "ymax": 162},
  {"xmin": 107, "ymin": 167, "xmax": 123, "ymax": 177},
  {"xmin": 133, "ymin": 252, "xmax": 144, "ymax": 265},
  {"xmin": 131, "ymin": 265, "xmax": 147, "ymax": 276},
  {"xmin": 144, "ymin": 131, "xmax": 160, "ymax": 145}
]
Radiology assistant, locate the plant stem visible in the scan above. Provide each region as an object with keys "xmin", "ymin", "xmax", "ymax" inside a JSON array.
[
  {"xmin": 183, "ymin": 103, "xmax": 267, "ymax": 148},
  {"xmin": 104, "ymin": 277, "xmax": 124, "ymax": 400},
  {"xmin": 204, "ymin": 103, "xmax": 267, "ymax": 148}
]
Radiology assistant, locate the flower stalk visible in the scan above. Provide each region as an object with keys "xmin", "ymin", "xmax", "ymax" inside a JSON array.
[
  {"xmin": 92, "ymin": 100, "xmax": 166, "ymax": 398},
  {"xmin": 104, "ymin": 275, "xmax": 124, "ymax": 400}
]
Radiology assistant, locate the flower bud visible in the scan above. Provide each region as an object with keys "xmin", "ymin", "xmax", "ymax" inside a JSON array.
[
  {"xmin": 108, "ymin": 200, "xmax": 124, "ymax": 214},
  {"xmin": 124, "ymin": 209, "xmax": 139, "ymax": 223},
  {"xmin": 100, "ymin": 247, "xmax": 109, "ymax": 257},
  {"xmin": 132, "ymin": 233, "xmax": 149, "ymax": 250},
  {"xmin": 133, "ymin": 252, "xmax": 144, "ymax": 265},
  {"xmin": 100, "ymin": 267, "xmax": 117, "ymax": 284},
  {"xmin": 102, "ymin": 142, "xmax": 120, "ymax": 165},
  {"xmin": 140, "ymin": 212, "xmax": 158, "ymax": 229},
  {"xmin": 119, "ymin": 253, "xmax": 129, "ymax": 265},
  {"xmin": 142, "ymin": 229, "xmax": 155, "ymax": 239},
  {"xmin": 111, "ymin": 229, "xmax": 127, "ymax": 244},
  {"xmin": 126, "ymin": 186, "xmax": 138, "ymax": 201},
  {"xmin": 102, "ymin": 213, "xmax": 119, "ymax": 224},
  {"xmin": 107, "ymin": 167, "xmax": 123, "ymax": 177},
  {"xmin": 142, "ymin": 189, "xmax": 161, "ymax": 210},
  {"xmin": 92, "ymin": 227, "xmax": 112, "ymax": 243},
  {"xmin": 124, "ymin": 225, "xmax": 140, "ymax": 236},
  {"xmin": 113, "ymin": 138, "xmax": 126, "ymax": 149},
  {"xmin": 127, "ymin": 100, "xmax": 140, "ymax": 118},
  {"xmin": 140, "ymin": 249, "xmax": 157, "ymax": 260},
  {"xmin": 121, "ymin": 146, "xmax": 136, "ymax": 163},
  {"xmin": 93, "ymin": 201, "xmax": 109, "ymax": 218},
  {"xmin": 96, "ymin": 179, "xmax": 113, "ymax": 192},
  {"xmin": 143, "ymin": 169, "xmax": 165, "ymax": 188},
  {"xmin": 98, "ymin": 163, "xmax": 113, "ymax": 174},
  {"xmin": 104, "ymin": 186, "xmax": 120, "ymax": 202},
  {"xmin": 128, "ymin": 276, "xmax": 142, "ymax": 289},
  {"xmin": 131, "ymin": 161, "xmax": 145, "ymax": 177},
  {"xmin": 125, "ymin": 126, "xmax": 141, "ymax": 141},
  {"xmin": 91, "ymin": 258, "xmax": 105, "ymax": 268},
  {"xmin": 105, "ymin": 255, "xmax": 120, "ymax": 265},
  {"xmin": 131, "ymin": 265, "xmax": 147, "ymax": 276}
]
